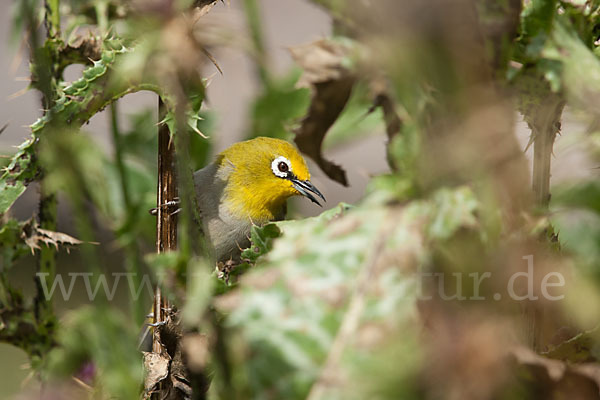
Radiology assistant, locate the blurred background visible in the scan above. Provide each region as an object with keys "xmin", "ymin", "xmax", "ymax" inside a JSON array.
[
  {"xmin": 0, "ymin": 2, "xmax": 378, "ymax": 397},
  {"xmin": 1, "ymin": 0, "xmax": 600, "ymax": 399}
]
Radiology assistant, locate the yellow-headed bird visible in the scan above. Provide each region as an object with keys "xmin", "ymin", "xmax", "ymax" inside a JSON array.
[{"xmin": 193, "ymin": 137, "xmax": 325, "ymax": 262}]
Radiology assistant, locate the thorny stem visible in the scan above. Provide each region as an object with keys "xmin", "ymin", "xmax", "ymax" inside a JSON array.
[
  {"xmin": 156, "ymin": 98, "xmax": 178, "ymax": 254},
  {"xmin": 34, "ymin": 0, "xmax": 62, "ymax": 334},
  {"xmin": 45, "ymin": 0, "xmax": 60, "ymax": 40},
  {"xmin": 151, "ymin": 97, "xmax": 178, "ymax": 398},
  {"xmin": 531, "ymin": 98, "xmax": 565, "ymax": 207},
  {"xmin": 35, "ymin": 185, "xmax": 56, "ymax": 321},
  {"xmin": 149, "ymin": 77, "xmax": 209, "ymax": 398},
  {"xmin": 527, "ymin": 93, "xmax": 564, "ymax": 352}
]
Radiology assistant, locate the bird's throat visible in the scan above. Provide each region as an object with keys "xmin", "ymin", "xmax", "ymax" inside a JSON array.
[{"xmin": 225, "ymin": 185, "xmax": 288, "ymax": 224}]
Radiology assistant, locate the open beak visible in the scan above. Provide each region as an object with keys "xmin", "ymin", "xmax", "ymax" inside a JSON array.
[{"xmin": 291, "ymin": 179, "xmax": 326, "ymax": 207}]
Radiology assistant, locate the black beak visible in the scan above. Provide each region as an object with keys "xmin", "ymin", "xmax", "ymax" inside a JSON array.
[{"xmin": 291, "ymin": 179, "xmax": 326, "ymax": 207}]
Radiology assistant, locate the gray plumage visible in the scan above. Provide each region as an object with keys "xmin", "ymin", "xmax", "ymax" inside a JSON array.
[{"xmin": 193, "ymin": 162, "xmax": 254, "ymax": 262}]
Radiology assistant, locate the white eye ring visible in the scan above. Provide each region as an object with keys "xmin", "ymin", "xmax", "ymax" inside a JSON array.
[{"xmin": 271, "ymin": 156, "xmax": 292, "ymax": 178}]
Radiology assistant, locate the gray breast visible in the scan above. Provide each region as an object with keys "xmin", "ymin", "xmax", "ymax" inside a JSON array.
[{"xmin": 193, "ymin": 163, "xmax": 253, "ymax": 262}]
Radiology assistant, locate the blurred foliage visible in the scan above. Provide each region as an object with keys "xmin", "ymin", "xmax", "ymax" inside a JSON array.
[
  {"xmin": 321, "ymin": 82, "xmax": 384, "ymax": 149},
  {"xmin": 220, "ymin": 200, "xmax": 421, "ymax": 398},
  {"xmin": 2, "ymin": 0, "xmax": 600, "ymax": 399},
  {"xmin": 46, "ymin": 306, "xmax": 143, "ymax": 399},
  {"xmin": 246, "ymin": 69, "xmax": 311, "ymax": 140}
]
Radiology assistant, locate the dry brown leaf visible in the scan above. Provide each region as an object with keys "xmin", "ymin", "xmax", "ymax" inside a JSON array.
[
  {"xmin": 63, "ymin": 34, "xmax": 103, "ymax": 62},
  {"xmin": 193, "ymin": 0, "xmax": 221, "ymax": 20},
  {"xmin": 512, "ymin": 346, "xmax": 600, "ymax": 398},
  {"xmin": 543, "ymin": 326, "xmax": 599, "ymax": 363},
  {"xmin": 512, "ymin": 346, "xmax": 567, "ymax": 381},
  {"xmin": 290, "ymin": 40, "xmax": 356, "ymax": 186},
  {"xmin": 363, "ymin": 73, "xmax": 403, "ymax": 171},
  {"xmin": 20, "ymin": 218, "xmax": 89, "ymax": 254},
  {"xmin": 143, "ymin": 351, "xmax": 171, "ymax": 394},
  {"xmin": 290, "ymin": 40, "xmax": 351, "ymax": 86}
]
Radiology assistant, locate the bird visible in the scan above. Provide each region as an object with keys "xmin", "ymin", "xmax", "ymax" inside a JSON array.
[
  {"xmin": 193, "ymin": 136, "xmax": 325, "ymax": 263},
  {"xmin": 140, "ymin": 137, "xmax": 322, "ymax": 350}
]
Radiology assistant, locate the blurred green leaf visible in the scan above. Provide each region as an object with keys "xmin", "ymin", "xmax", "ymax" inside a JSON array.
[
  {"xmin": 39, "ymin": 128, "xmax": 112, "ymax": 216},
  {"xmin": 240, "ymin": 223, "xmax": 282, "ymax": 264},
  {"xmin": 518, "ymin": 0, "xmax": 558, "ymax": 60},
  {"xmin": 553, "ymin": 181, "xmax": 600, "ymax": 214},
  {"xmin": 543, "ymin": 20, "xmax": 600, "ymax": 111},
  {"xmin": 218, "ymin": 188, "xmax": 480, "ymax": 398},
  {"xmin": 0, "ymin": 219, "xmax": 32, "ymax": 266},
  {"xmin": 386, "ymin": 120, "xmax": 420, "ymax": 189},
  {"xmin": 0, "ymin": 138, "xmax": 37, "ymax": 215},
  {"xmin": 182, "ymin": 258, "xmax": 214, "ymax": 327},
  {"xmin": 552, "ymin": 181, "xmax": 600, "ymax": 274},
  {"xmin": 428, "ymin": 186, "xmax": 479, "ymax": 240},
  {"xmin": 553, "ymin": 211, "xmax": 600, "ymax": 274},
  {"xmin": 322, "ymin": 82, "xmax": 384, "ymax": 149},
  {"xmin": 119, "ymin": 109, "xmax": 158, "ymax": 164},
  {"xmin": 188, "ymin": 110, "xmax": 215, "ymax": 171},
  {"xmin": 247, "ymin": 69, "xmax": 311, "ymax": 140},
  {"xmin": 543, "ymin": 326, "xmax": 600, "ymax": 362},
  {"xmin": 46, "ymin": 306, "xmax": 143, "ymax": 399}
]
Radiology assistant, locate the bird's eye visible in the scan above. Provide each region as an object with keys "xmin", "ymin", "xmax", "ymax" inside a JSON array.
[
  {"xmin": 278, "ymin": 161, "xmax": 289, "ymax": 173},
  {"xmin": 271, "ymin": 156, "xmax": 292, "ymax": 178}
]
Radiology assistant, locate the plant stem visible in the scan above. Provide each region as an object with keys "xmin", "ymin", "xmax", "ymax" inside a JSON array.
[
  {"xmin": 33, "ymin": 0, "xmax": 62, "ymax": 342},
  {"xmin": 45, "ymin": 0, "xmax": 60, "ymax": 40},
  {"xmin": 531, "ymin": 97, "xmax": 565, "ymax": 207},
  {"xmin": 151, "ymin": 97, "xmax": 179, "ymax": 398},
  {"xmin": 110, "ymin": 102, "xmax": 131, "ymax": 208},
  {"xmin": 156, "ymin": 98, "xmax": 179, "ymax": 255},
  {"xmin": 242, "ymin": 0, "xmax": 270, "ymax": 86},
  {"xmin": 110, "ymin": 102, "xmax": 146, "ymax": 323},
  {"xmin": 95, "ymin": 0, "xmax": 109, "ymax": 35},
  {"xmin": 35, "ymin": 185, "xmax": 56, "ymax": 321}
]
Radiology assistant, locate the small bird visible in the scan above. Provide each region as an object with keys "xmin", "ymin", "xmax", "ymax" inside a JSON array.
[
  {"xmin": 193, "ymin": 137, "xmax": 325, "ymax": 262},
  {"xmin": 140, "ymin": 137, "xmax": 321, "ymax": 350}
]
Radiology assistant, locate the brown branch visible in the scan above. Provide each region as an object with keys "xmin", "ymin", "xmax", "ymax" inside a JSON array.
[
  {"xmin": 149, "ymin": 98, "xmax": 180, "ymax": 399},
  {"xmin": 156, "ymin": 102, "xmax": 178, "ymax": 255}
]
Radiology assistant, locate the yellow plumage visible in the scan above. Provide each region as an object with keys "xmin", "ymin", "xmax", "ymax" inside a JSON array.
[{"xmin": 193, "ymin": 137, "xmax": 324, "ymax": 262}]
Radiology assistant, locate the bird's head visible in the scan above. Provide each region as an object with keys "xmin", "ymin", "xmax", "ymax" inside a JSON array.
[{"xmin": 216, "ymin": 137, "xmax": 325, "ymax": 222}]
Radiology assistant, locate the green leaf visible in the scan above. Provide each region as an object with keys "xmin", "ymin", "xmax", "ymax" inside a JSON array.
[
  {"xmin": 543, "ymin": 20, "xmax": 600, "ymax": 111},
  {"xmin": 182, "ymin": 258, "xmax": 214, "ymax": 327},
  {"xmin": 216, "ymin": 183, "xmax": 485, "ymax": 398},
  {"xmin": 553, "ymin": 181, "xmax": 600, "ymax": 214},
  {"xmin": 543, "ymin": 326, "xmax": 600, "ymax": 362},
  {"xmin": 520, "ymin": 0, "xmax": 557, "ymax": 41},
  {"xmin": 322, "ymin": 82, "xmax": 385, "ymax": 149},
  {"xmin": 0, "ymin": 219, "xmax": 32, "ymax": 266},
  {"xmin": 247, "ymin": 69, "xmax": 311, "ymax": 140},
  {"xmin": 552, "ymin": 211, "xmax": 600, "ymax": 275},
  {"xmin": 0, "ymin": 139, "xmax": 36, "ymax": 215},
  {"xmin": 428, "ymin": 186, "xmax": 479, "ymax": 240},
  {"xmin": 39, "ymin": 128, "xmax": 112, "ymax": 216},
  {"xmin": 0, "ymin": 181, "xmax": 27, "ymax": 216},
  {"xmin": 46, "ymin": 306, "xmax": 143, "ymax": 399},
  {"xmin": 0, "ymin": 37, "xmax": 156, "ymax": 215},
  {"xmin": 220, "ymin": 201, "xmax": 422, "ymax": 399},
  {"xmin": 240, "ymin": 223, "xmax": 282, "ymax": 264}
]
